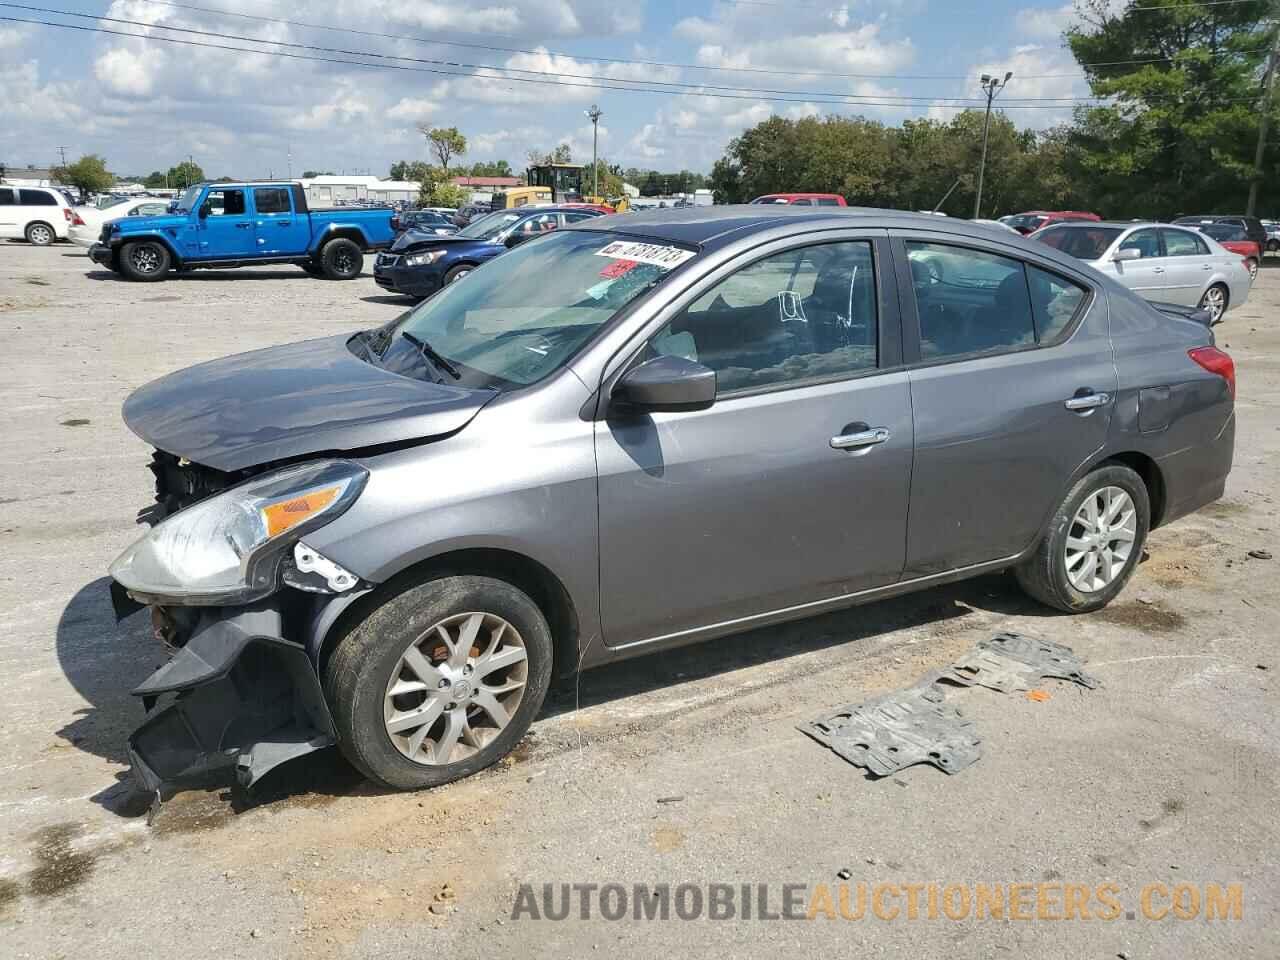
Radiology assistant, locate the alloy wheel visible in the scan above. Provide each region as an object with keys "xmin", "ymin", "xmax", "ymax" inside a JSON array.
[
  {"xmin": 28, "ymin": 224, "xmax": 53, "ymax": 245},
  {"xmin": 383, "ymin": 611, "xmax": 529, "ymax": 765},
  {"xmin": 1064, "ymin": 485, "xmax": 1137, "ymax": 593},
  {"xmin": 131, "ymin": 244, "xmax": 161, "ymax": 274},
  {"xmin": 449, "ymin": 268, "xmax": 470, "ymax": 283},
  {"xmin": 1247, "ymin": 259, "xmax": 1258, "ymax": 281},
  {"xmin": 1199, "ymin": 285, "xmax": 1226, "ymax": 322},
  {"xmin": 335, "ymin": 250, "xmax": 355, "ymax": 274}
]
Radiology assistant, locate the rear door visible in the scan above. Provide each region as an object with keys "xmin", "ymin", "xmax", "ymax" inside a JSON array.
[
  {"xmin": 1159, "ymin": 227, "xmax": 1213, "ymax": 305},
  {"xmin": 596, "ymin": 233, "xmax": 913, "ymax": 648},
  {"xmin": 195, "ymin": 187, "xmax": 255, "ymax": 258},
  {"xmin": 252, "ymin": 186, "xmax": 310, "ymax": 255},
  {"xmin": 1110, "ymin": 227, "xmax": 1169, "ymax": 301},
  {"xmin": 17, "ymin": 188, "xmax": 64, "ymax": 238},
  {"xmin": 894, "ymin": 234, "xmax": 1114, "ymax": 575}
]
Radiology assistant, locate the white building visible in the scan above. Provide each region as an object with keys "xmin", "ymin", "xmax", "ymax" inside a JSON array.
[{"xmin": 299, "ymin": 175, "xmax": 422, "ymax": 206}]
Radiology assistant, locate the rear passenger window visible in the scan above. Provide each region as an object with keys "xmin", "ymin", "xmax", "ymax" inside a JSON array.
[
  {"xmin": 817, "ymin": 198, "xmax": 842, "ymax": 206},
  {"xmin": 1027, "ymin": 266, "xmax": 1087, "ymax": 344},
  {"xmin": 19, "ymin": 189, "xmax": 57, "ymax": 206},
  {"xmin": 254, "ymin": 187, "xmax": 291, "ymax": 214},
  {"xmin": 653, "ymin": 241, "xmax": 878, "ymax": 393},
  {"xmin": 0, "ymin": 189, "xmax": 13, "ymax": 205},
  {"xmin": 1162, "ymin": 230, "xmax": 1203, "ymax": 257},
  {"xmin": 907, "ymin": 242, "xmax": 1034, "ymax": 359}
]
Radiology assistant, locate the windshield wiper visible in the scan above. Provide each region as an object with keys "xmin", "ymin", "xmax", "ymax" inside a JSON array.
[{"xmin": 401, "ymin": 331, "xmax": 461, "ymax": 380}]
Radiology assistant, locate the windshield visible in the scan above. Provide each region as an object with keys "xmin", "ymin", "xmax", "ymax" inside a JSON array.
[
  {"xmin": 456, "ymin": 210, "xmax": 523, "ymax": 240},
  {"xmin": 175, "ymin": 185, "xmax": 203, "ymax": 213},
  {"xmin": 1034, "ymin": 226, "xmax": 1123, "ymax": 260},
  {"xmin": 1008, "ymin": 214, "xmax": 1048, "ymax": 232},
  {"xmin": 96, "ymin": 196, "xmax": 129, "ymax": 210},
  {"xmin": 374, "ymin": 230, "xmax": 696, "ymax": 388}
]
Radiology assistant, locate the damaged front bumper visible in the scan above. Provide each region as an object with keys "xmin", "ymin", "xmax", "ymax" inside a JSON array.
[{"xmin": 121, "ymin": 596, "xmax": 340, "ymax": 798}]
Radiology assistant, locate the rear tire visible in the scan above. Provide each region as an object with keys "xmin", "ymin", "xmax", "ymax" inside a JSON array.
[
  {"xmin": 1015, "ymin": 464, "xmax": 1150, "ymax": 613},
  {"xmin": 1245, "ymin": 257, "xmax": 1258, "ymax": 281},
  {"xmin": 118, "ymin": 240, "xmax": 171, "ymax": 282},
  {"xmin": 1198, "ymin": 283, "xmax": 1228, "ymax": 323},
  {"xmin": 319, "ymin": 238, "xmax": 362, "ymax": 280},
  {"xmin": 25, "ymin": 221, "xmax": 55, "ymax": 246},
  {"xmin": 324, "ymin": 574, "xmax": 554, "ymax": 791}
]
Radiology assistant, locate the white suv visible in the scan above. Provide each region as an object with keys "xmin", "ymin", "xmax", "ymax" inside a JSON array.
[{"xmin": 0, "ymin": 185, "xmax": 74, "ymax": 245}]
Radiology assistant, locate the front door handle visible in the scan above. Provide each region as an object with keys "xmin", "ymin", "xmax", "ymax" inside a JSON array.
[
  {"xmin": 1064, "ymin": 392, "xmax": 1110, "ymax": 411},
  {"xmin": 830, "ymin": 427, "xmax": 891, "ymax": 450},
  {"xmin": 1152, "ymin": 266, "xmax": 1165, "ymax": 273},
  {"xmin": 235, "ymin": 222, "xmax": 253, "ymax": 229},
  {"xmin": 277, "ymin": 220, "xmax": 292, "ymax": 227}
]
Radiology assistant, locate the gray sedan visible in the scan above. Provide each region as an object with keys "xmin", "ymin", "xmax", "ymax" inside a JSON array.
[
  {"xmin": 1031, "ymin": 220, "xmax": 1251, "ymax": 323},
  {"xmin": 109, "ymin": 209, "xmax": 1236, "ymax": 795}
]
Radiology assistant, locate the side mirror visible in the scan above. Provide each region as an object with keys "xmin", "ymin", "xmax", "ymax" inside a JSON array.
[
  {"xmin": 1113, "ymin": 247, "xmax": 1142, "ymax": 262},
  {"xmin": 612, "ymin": 355, "xmax": 716, "ymax": 414}
]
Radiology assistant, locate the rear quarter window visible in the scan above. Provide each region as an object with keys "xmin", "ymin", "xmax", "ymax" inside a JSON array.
[{"xmin": 0, "ymin": 188, "xmax": 14, "ymax": 205}]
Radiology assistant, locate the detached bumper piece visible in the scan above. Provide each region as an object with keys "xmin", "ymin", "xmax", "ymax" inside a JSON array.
[{"xmin": 128, "ymin": 603, "xmax": 335, "ymax": 798}]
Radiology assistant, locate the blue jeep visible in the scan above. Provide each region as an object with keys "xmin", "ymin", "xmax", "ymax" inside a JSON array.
[{"xmin": 89, "ymin": 181, "xmax": 395, "ymax": 281}]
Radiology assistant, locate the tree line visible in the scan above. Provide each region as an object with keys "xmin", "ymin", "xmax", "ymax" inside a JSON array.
[{"xmin": 711, "ymin": 0, "xmax": 1277, "ymax": 219}]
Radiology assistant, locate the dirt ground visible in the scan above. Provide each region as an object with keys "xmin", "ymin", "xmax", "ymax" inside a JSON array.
[{"xmin": 0, "ymin": 241, "xmax": 1276, "ymax": 959}]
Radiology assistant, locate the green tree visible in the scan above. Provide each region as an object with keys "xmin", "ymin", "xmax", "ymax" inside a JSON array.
[
  {"xmin": 390, "ymin": 160, "xmax": 436, "ymax": 183},
  {"xmin": 467, "ymin": 160, "xmax": 513, "ymax": 177},
  {"xmin": 1065, "ymin": 0, "xmax": 1274, "ymax": 218},
  {"xmin": 167, "ymin": 160, "xmax": 205, "ymax": 188},
  {"xmin": 142, "ymin": 170, "xmax": 168, "ymax": 189},
  {"xmin": 301, "ymin": 169, "xmax": 334, "ymax": 179},
  {"xmin": 53, "ymin": 154, "xmax": 114, "ymax": 197},
  {"xmin": 419, "ymin": 126, "xmax": 467, "ymax": 175},
  {"xmin": 421, "ymin": 180, "xmax": 469, "ymax": 208}
]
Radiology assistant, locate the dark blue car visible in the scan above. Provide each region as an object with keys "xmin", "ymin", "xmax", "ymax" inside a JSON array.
[{"xmin": 373, "ymin": 206, "xmax": 604, "ymax": 299}]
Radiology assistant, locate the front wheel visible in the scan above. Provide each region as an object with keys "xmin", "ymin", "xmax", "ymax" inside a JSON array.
[
  {"xmin": 443, "ymin": 264, "xmax": 472, "ymax": 286},
  {"xmin": 1198, "ymin": 283, "xmax": 1228, "ymax": 323},
  {"xmin": 324, "ymin": 575, "xmax": 554, "ymax": 790},
  {"xmin": 319, "ymin": 238, "xmax": 362, "ymax": 280},
  {"xmin": 118, "ymin": 240, "xmax": 171, "ymax": 281},
  {"xmin": 1015, "ymin": 464, "xmax": 1150, "ymax": 613}
]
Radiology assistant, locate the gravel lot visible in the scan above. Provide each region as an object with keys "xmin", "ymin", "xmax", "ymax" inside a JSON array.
[{"xmin": 1, "ymin": 242, "xmax": 1277, "ymax": 958}]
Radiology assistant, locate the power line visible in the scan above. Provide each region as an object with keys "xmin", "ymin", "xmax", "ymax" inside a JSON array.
[
  {"xmin": 3, "ymin": 14, "xmax": 1265, "ymax": 110},
  {"xmin": 47, "ymin": 0, "xmax": 1273, "ymax": 82}
]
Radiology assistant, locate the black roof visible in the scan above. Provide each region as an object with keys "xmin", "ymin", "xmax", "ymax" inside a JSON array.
[{"xmin": 572, "ymin": 204, "xmax": 1031, "ymax": 250}]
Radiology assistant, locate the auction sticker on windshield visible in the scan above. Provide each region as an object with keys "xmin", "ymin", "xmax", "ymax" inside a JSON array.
[{"xmin": 595, "ymin": 240, "xmax": 695, "ymax": 270}]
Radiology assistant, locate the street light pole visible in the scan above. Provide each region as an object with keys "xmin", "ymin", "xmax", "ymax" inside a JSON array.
[
  {"xmin": 974, "ymin": 71, "xmax": 1012, "ymax": 219},
  {"xmin": 585, "ymin": 104, "xmax": 602, "ymax": 199}
]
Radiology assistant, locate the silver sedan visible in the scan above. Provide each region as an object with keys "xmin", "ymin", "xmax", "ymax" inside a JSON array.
[{"xmin": 1031, "ymin": 221, "xmax": 1251, "ymax": 323}]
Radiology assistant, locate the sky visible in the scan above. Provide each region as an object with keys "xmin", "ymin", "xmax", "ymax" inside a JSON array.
[{"xmin": 0, "ymin": 0, "xmax": 1109, "ymax": 179}]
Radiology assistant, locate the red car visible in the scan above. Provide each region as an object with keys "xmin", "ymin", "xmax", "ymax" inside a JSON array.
[
  {"xmin": 1196, "ymin": 222, "xmax": 1262, "ymax": 280},
  {"xmin": 1005, "ymin": 210, "xmax": 1101, "ymax": 235},
  {"xmin": 750, "ymin": 193, "xmax": 847, "ymax": 207}
]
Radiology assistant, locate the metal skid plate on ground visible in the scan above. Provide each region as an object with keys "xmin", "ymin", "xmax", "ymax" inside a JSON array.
[
  {"xmin": 799, "ymin": 682, "xmax": 981, "ymax": 777},
  {"xmin": 940, "ymin": 632, "xmax": 1100, "ymax": 693}
]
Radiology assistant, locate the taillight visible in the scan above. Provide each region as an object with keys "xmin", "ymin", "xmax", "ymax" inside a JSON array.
[
  {"xmin": 71, "ymin": 211, "xmax": 85, "ymax": 226},
  {"xmin": 1189, "ymin": 346, "xmax": 1235, "ymax": 399},
  {"xmin": 64, "ymin": 208, "xmax": 74, "ymax": 222}
]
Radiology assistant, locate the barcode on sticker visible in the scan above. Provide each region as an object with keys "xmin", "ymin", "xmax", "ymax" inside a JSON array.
[{"xmin": 595, "ymin": 241, "xmax": 695, "ymax": 270}]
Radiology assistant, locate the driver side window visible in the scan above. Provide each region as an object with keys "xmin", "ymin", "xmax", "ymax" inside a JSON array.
[
  {"xmin": 651, "ymin": 241, "xmax": 879, "ymax": 393},
  {"xmin": 1119, "ymin": 228, "xmax": 1160, "ymax": 259}
]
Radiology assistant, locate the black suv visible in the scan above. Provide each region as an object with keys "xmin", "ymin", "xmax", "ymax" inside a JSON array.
[{"xmin": 1173, "ymin": 215, "xmax": 1267, "ymax": 251}]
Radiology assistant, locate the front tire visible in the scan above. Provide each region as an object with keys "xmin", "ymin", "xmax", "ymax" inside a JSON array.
[
  {"xmin": 443, "ymin": 264, "xmax": 472, "ymax": 286},
  {"xmin": 324, "ymin": 574, "xmax": 554, "ymax": 791},
  {"xmin": 1015, "ymin": 464, "xmax": 1150, "ymax": 613},
  {"xmin": 25, "ymin": 221, "xmax": 55, "ymax": 246},
  {"xmin": 319, "ymin": 238, "xmax": 362, "ymax": 280},
  {"xmin": 118, "ymin": 240, "xmax": 171, "ymax": 282}
]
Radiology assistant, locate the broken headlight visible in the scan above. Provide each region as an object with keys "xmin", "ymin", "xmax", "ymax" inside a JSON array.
[{"xmin": 109, "ymin": 460, "xmax": 367, "ymax": 605}]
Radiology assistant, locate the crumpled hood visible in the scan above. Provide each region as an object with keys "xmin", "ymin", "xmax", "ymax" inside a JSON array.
[
  {"xmin": 391, "ymin": 230, "xmax": 493, "ymax": 254},
  {"xmin": 123, "ymin": 334, "xmax": 498, "ymax": 471}
]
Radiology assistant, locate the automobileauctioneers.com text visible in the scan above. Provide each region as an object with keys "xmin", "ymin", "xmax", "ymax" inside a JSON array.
[{"xmin": 511, "ymin": 881, "xmax": 1244, "ymax": 923}]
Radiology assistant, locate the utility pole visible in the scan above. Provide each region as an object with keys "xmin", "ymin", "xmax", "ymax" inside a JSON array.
[
  {"xmin": 585, "ymin": 104, "xmax": 602, "ymax": 199},
  {"xmin": 974, "ymin": 71, "xmax": 1012, "ymax": 219},
  {"xmin": 56, "ymin": 146, "xmax": 68, "ymax": 167},
  {"xmin": 1247, "ymin": 22, "xmax": 1280, "ymax": 217},
  {"xmin": 287, "ymin": 143, "xmax": 293, "ymax": 180}
]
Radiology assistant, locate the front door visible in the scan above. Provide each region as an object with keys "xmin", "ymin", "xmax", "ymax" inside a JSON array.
[
  {"xmin": 897, "ymin": 236, "xmax": 1115, "ymax": 575},
  {"xmin": 1110, "ymin": 227, "xmax": 1169, "ymax": 301},
  {"xmin": 596, "ymin": 237, "xmax": 913, "ymax": 648},
  {"xmin": 195, "ymin": 187, "xmax": 255, "ymax": 258},
  {"xmin": 252, "ymin": 186, "xmax": 310, "ymax": 255}
]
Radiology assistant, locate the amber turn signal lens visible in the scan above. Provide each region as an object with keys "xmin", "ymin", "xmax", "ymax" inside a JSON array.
[{"xmin": 261, "ymin": 486, "xmax": 341, "ymax": 538}]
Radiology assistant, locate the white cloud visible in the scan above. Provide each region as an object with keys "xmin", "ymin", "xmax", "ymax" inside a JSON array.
[{"xmin": 93, "ymin": 46, "xmax": 165, "ymax": 97}]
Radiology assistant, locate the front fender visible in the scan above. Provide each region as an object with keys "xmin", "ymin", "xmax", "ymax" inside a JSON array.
[{"xmin": 112, "ymin": 231, "xmax": 183, "ymax": 265}]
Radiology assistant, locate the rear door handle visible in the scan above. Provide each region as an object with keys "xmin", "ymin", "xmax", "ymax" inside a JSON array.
[
  {"xmin": 1152, "ymin": 266, "xmax": 1165, "ymax": 273},
  {"xmin": 830, "ymin": 427, "xmax": 891, "ymax": 450},
  {"xmin": 1064, "ymin": 392, "xmax": 1110, "ymax": 411}
]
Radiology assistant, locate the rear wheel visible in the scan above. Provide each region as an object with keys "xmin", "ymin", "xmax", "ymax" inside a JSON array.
[
  {"xmin": 319, "ymin": 238, "xmax": 362, "ymax": 280},
  {"xmin": 324, "ymin": 574, "xmax": 554, "ymax": 790},
  {"xmin": 1244, "ymin": 257, "xmax": 1259, "ymax": 281},
  {"xmin": 118, "ymin": 240, "xmax": 171, "ymax": 281},
  {"xmin": 1015, "ymin": 464, "xmax": 1150, "ymax": 613},
  {"xmin": 1268, "ymin": 239, "xmax": 1279, "ymax": 253},
  {"xmin": 1198, "ymin": 283, "xmax": 1228, "ymax": 323},
  {"xmin": 25, "ymin": 221, "xmax": 55, "ymax": 246}
]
